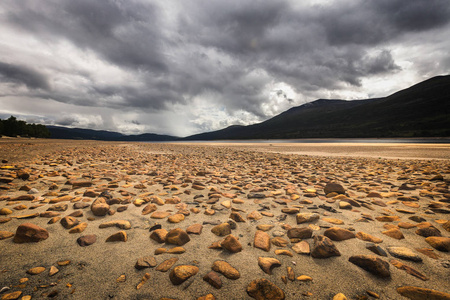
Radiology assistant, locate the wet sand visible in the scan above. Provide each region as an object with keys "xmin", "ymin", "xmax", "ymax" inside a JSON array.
[{"xmin": 0, "ymin": 139, "xmax": 449, "ymax": 299}]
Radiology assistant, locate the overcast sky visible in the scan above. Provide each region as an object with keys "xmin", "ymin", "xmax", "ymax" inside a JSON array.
[{"xmin": 0, "ymin": 0, "xmax": 449, "ymax": 137}]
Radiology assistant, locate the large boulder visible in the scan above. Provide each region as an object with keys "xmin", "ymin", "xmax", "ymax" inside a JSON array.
[{"xmin": 13, "ymin": 223, "xmax": 49, "ymax": 243}]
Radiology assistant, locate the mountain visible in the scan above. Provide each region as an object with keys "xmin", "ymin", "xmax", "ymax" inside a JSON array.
[
  {"xmin": 47, "ymin": 125, "xmax": 178, "ymax": 141},
  {"xmin": 185, "ymin": 75, "xmax": 450, "ymax": 140}
]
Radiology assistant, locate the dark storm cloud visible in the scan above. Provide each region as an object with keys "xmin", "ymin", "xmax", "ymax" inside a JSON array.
[
  {"xmin": 0, "ymin": 61, "xmax": 49, "ymax": 90},
  {"xmin": 0, "ymin": 0, "xmax": 449, "ymax": 134}
]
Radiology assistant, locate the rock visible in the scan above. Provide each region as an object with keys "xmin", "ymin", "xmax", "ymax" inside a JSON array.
[
  {"xmin": 169, "ymin": 265, "xmax": 199, "ymax": 285},
  {"xmin": 274, "ymin": 250, "xmax": 293, "ymax": 257},
  {"xmin": 292, "ymin": 241, "xmax": 310, "ymax": 254},
  {"xmin": 156, "ymin": 257, "xmax": 179, "ymax": 272},
  {"xmin": 166, "ymin": 228, "xmax": 190, "ymax": 246},
  {"xmin": 135, "ymin": 256, "xmax": 157, "ymax": 270},
  {"xmin": 142, "ymin": 203, "xmax": 157, "ymax": 215},
  {"xmin": 229, "ymin": 212, "xmax": 245, "ymax": 222},
  {"xmin": 311, "ymin": 235, "xmax": 341, "ymax": 258},
  {"xmin": 136, "ymin": 273, "xmax": 151, "ymax": 290},
  {"xmin": 409, "ymin": 216, "xmax": 427, "ymax": 223},
  {"xmin": 69, "ymin": 222, "xmax": 87, "ymax": 233},
  {"xmin": 254, "ymin": 230, "xmax": 271, "ymax": 252},
  {"xmin": 296, "ymin": 275, "xmax": 313, "ymax": 281},
  {"xmin": 271, "ymin": 237, "xmax": 289, "ymax": 247},
  {"xmin": 13, "ymin": 223, "xmax": 49, "ymax": 243},
  {"xmin": 375, "ymin": 216, "xmax": 400, "ymax": 222},
  {"xmin": 366, "ymin": 243, "xmax": 387, "ymax": 256},
  {"xmin": 0, "ymin": 231, "xmax": 14, "ymax": 240},
  {"xmin": 1, "ymin": 291, "xmax": 22, "ymax": 300},
  {"xmin": 390, "ymin": 259, "xmax": 428, "ymax": 281},
  {"xmin": 247, "ymin": 278, "xmax": 285, "ymax": 300},
  {"xmin": 220, "ymin": 234, "xmax": 242, "ymax": 253},
  {"xmin": 211, "ymin": 223, "xmax": 231, "ymax": 236},
  {"xmin": 197, "ymin": 294, "xmax": 216, "ymax": 300},
  {"xmin": 27, "ymin": 266, "xmax": 45, "ymax": 275},
  {"xmin": 168, "ymin": 247, "xmax": 185, "ymax": 254},
  {"xmin": 99, "ymin": 220, "xmax": 131, "ymax": 230},
  {"xmin": 49, "ymin": 266, "xmax": 59, "ymax": 276},
  {"xmin": 387, "ymin": 247, "xmax": 422, "ymax": 262},
  {"xmin": 287, "ymin": 227, "xmax": 313, "ymax": 239},
  {"xmin": 322, "ymin": 217, "xmax": 344, "ymax": 225},
  {"xmin": 77, "ymin": 234, "xmax": 97, "ymax": 246},
  {"xmin": 258, "ymin": 257, "xmax": 281, "ymax": 275},
  {"xmin": 247, "ymin": 211, "xmax": 263, "ymax": 220},
  {"xmin": 150, "ymin": 211, "xmax": 171, "ymax": 219},
  {"xmin": 356, "ymin": 232, "xmax": 383, "ymax": 243},
  {"xmin": 73, "ymin": 202, "xmax": 90, "ymax": 209},
  {"xmin": 60, "ymin": 216, "xmax": 79, "ymax": 229},
  {"xmin": 211, "ymin": 260, "xmax": 240, "ymax": 279},
  {"xmin": 296, "ymin": 213, "xmax": 320, "ymax": 224},
  {"xmin": 324, "ymin": 183, "xmax": 345, "ymax": 195},
  {"xmin": 0, "ymin": 208, "xmax": 13, "ymax": 215},
  {"xmin": 382, "ymin": 228, "xmax": 405, "ymax": 240},
  {"xmin": 425, "ymin": 237, "xmax": 450, "ymax": 252},
  {"xmin": 72, "ymin": 179, "xmax": 92, "ymax": 187},
  {"xmin": 333, "ymin": 293, "xmax": 348, "ymax": 300},
  {"xmin": 397, "ymin": 286, "xmax": 450, "ymax": 300},
  {"xmin": 349, "ymin": 255, "xmax": 390, "ymax": 278},
  {"xmin": 168, "ymin": 214, "xmax": 185, "ymax": 223},
  {"xmin": 415, "ymin": 226, "xmax": 442, "ymax": 237},
  {"xmin": 40, "ymin": 211, "xmax": 60, "ymax": 218},
  {"xmin": 339, "ymin": 201, "xmax": 352, "ymax": 209},
  {"xmin": 443, "ymin": 221, "xmax": 450, "ymax": 232},
  {"xmin": 106, "ymin": 231, "xmax": 127, "ymax": 242},
  {"xmin": 186, "ymin": 224, "xmax": 203, "ymax": 234},
  {"xmin": 150, "ymin": 229, "xmax": 168, "ymax": 243},
  {"xmin": 281, "ymin": 208, "xmax": 299, "ymax": 214},
  {"xmin": 257, "ymin": 224, "xmax": 274, "ymax": 231},
  {"xmin": 203, "ymin": 271, "xmax": 222, "ymax": 289},
  {"xmin": 324, "ymin": 227, "xmax": 355, "ymax": 241},
  {"xmin": 90, "ymin": 198, "xmax": 110, "ymax": 216}
]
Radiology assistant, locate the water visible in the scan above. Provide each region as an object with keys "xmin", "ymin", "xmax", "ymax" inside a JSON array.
[{"xmin": 163, "ymin": 138, "xmax": 450, "ymax": 144}]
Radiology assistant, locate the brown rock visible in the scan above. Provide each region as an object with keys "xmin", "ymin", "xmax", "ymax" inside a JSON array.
[
  {"xmin": 296, "ymin": 213, "xmax": 319, "ymax": 224},
  {"xmin": 142, "ymin": 203, "xmax": 157, "ymax": 215},
  {"xmin": 258, "ymin": 257, "xmax": 281, "ymax": 275},
  {"xmin": 212, "ymin": 260, "xmax": 240, "ymax": 279},
  {"xmin": 60, "ymin": 216, "xmax": 79, "ymax": 229},
  {"xmin": 69, "ymin": 222, "xmax": 87, "ymax": 233},
  {"xmin": 27, "ymin": 266, "xmax": 45, "ymax": 275},
  {"xmin": 49, "ymin": 266, "xmax": 59, "ymax": 276},
  {"xmin": 168, "ymin": 214, "xmax": 185, "ymax": 223},
  {"xmin": 311, "ymin": 235, "xmax": 341, "ymax": 258},
  {"xmin": 287, "ymin": 227, "xmax": 313, "ymax": 239},
  {"xmin": 105, "ymin": 231, "xmax": 127, "ymax": 242},
  {"xmin": 415, "ymin": 226, "xmax": 442, "ymax": 237},
  {"xmin": 257, "ymin": 224, "xmax": 274, "ymax": 231},
  {"xmin": 356, "ymin": 231, "xmax": 383, "ymax": 243},
  {"xmin": 247, "ymin": 278, "xmax": 285, "ymax": 300},
  {"xmin": 349, "ymin": 255, "xmax": 390, "ymax": 278},
  {"xmin": 136, "ymin": 273, "xmax": 150, "ymax": 290},
  {"xmin": 0, "ymin": 208, "xmax": 13, "ymax": 215},
  {"xmin": 220, "ymin": 234, "xmax": 242, "ymax": 253},
  {"xmin": 247, "ymin": 211, "xmax": 263, "ymax": 220},
  {"xmin": 324, "ymin": 183, "xmax": 345, "ymax": 195},
  {"xmin": 150, "ymin": 228, "xmax": 168, "ymax": 243},
  {"xmin": 211, "ymin": 223, "xmax": 231, "ymax": 236},
  {"xmin": 186, "ymin": 223, "xmax": 203, "ymax": 234},
  {"xmin": 99, "ymin": 220, "xmax": 131, "ymax": 230},
  {"xmin": 135, "ymin": 256, "xmax": 157, "ymax": 270},
  {"xmin": 415, "ymin": 248, "xmax": 441, "ymax": 259},
  {"xmin": 0, "ymin": 231, "xmax": 14, "ymax": 240},
  {"xmin": 397, "ymin": 286, "xmax": 450, "ymax": 300},
  {"xmin": 169, "ymin": 265, "xmax": 199, "ymax": 285},
  {"xmin": 254, "ymin": 230, "xmax": 271, "ymax": 252},
  {"xmin": 229, "ymin": 212, "xmax": 245, "ymax": 222},
  {"xmin": 375, "ymin": 216, "xmax": 400, "ymax": 222},
  {"xmin": 13, "ymin": 223, "xmax": 49, "ymax": 243},
  {"xmin": 203, "ymin": 271, "xmax": 222, "ymax": 289},
  {"xmin": 166, "ymin": 228, "xmax": 190, "ymax": 246},
  {"xmin": 292, "ymin": 241, "xmax": 310, "ymax": 254},
  {"xmin": 0, "ymin": 291, "xmax": 22, "ymax": 300},
  {"xmin": 443, "ymin": 220, "xmax": 450, "ymax": 232},
  {"xmin": 156, "ymin": 257, "xmax": 179, "ymax": 272},
  {"xmin": 77, "ymin": 234, "xmax": 97, "ymax": 246},
  {"xmin": 425, "ymin": 236, "xmax": 450, "ymax": 252},
  {"xmin": 274, "ymin": 249, "xmax": 293, "ymax": 257},
  {"xmin": 382, "ymin": 228, "xmax": 404, "ymax": 240},
  {"xmin": 197, "ymin": 294, "xmax": 216, "ymax": 300},
  {"xmin": 390, "ymin": 259, "xmax": 428, "ymax": 281},
  {"xmin": 90, "ymin": 198, "xmax": 110, "ymax": 216},
  {"xmin": 324, "ymin": 227, "xmax": 355, "ymax": 241},
  {"xmin": 151, "ymin": 211, "xmax": 171, "ymax": 219},
  {"xmin": 271, "ymin": 237, "xmax": 289, "ymax": 247}
]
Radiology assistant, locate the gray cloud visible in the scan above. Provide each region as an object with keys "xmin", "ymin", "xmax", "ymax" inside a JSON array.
[
  {"xmin": 0, "ymin": 0, "xmax": 449, "ymax": 135},
  {"xmin": 0, "ymin": 61, "xmax": 49, "ymax": 90}
]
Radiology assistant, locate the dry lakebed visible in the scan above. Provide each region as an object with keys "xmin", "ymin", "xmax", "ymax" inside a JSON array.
[{"xmin": 0, "ymin": 139, "xmax": 449, "ymax": 299}]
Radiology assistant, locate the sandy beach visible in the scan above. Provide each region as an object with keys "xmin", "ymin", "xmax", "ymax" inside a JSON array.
[{"xmin": 0, "ymin": 139, "xmax": 449, "ymax": 300}]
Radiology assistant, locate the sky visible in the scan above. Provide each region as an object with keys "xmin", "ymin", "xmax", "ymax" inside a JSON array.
[{"xmin": 0, "ymin": 0, "xmax": 449, "ymax": 137}]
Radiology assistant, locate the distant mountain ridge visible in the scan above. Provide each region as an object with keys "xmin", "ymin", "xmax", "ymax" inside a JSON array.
[
  {"xmin": 46, "ymin": 125, "xmax": 178, "ymax": 141},
  {"xmin": 185, "ymin": 75, "xmax": 450, "ymax": 140},
  {"xmin": 46, "ymin": 75, "xmax": 450, "ymax": 140}
]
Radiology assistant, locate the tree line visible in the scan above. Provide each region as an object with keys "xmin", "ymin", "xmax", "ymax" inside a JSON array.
[{"xmin": 0, "ymin": 116, "xmax": 50, "ymax": 138}]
